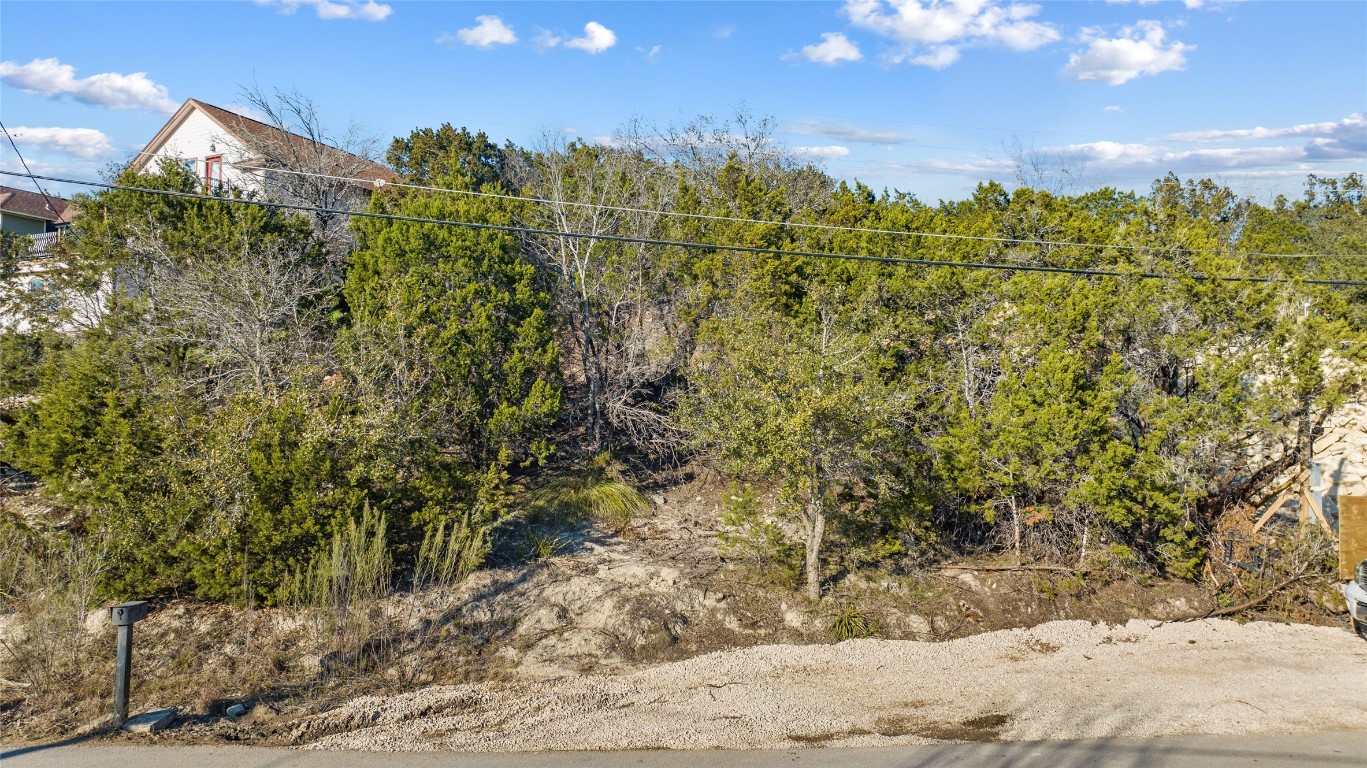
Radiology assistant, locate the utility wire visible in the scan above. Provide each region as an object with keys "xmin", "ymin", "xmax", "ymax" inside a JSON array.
[
  {"xmin": 5, "ymin": 169, "xmax": 1365, "ymax": 288},
  {"xmin": 221, "ymin": 158, "xmax": 1356, "ymax": 259},
  {"xmin": 0, "ymin": 121, "xmax": 68, "ymax": 224},
  {"xmin": 125, "ymin": 146, "xmax": 1362, "ymax": 261}
]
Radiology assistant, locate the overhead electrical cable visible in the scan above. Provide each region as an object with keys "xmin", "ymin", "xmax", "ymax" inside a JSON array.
[
  {"xmin": 0, "ymin": 120, "xmax": 70, "ymax": 224},
  {"xmin": 6, "ymin": 170, "xmax": 1365, "ymax": 288},
  {"xmin": 219, "ymin": 161, "xmax": 1364, "ymax": 261}
]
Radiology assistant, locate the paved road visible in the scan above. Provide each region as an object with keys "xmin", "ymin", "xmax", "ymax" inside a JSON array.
[{"xmin": 4, "ymin": 730, "xmax": 1365, "ymax": 768}]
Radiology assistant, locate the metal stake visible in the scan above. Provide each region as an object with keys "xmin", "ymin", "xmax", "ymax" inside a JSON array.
[{"xmin": 110, "ymin": 601, "xmax": 149, "ymax": 725}]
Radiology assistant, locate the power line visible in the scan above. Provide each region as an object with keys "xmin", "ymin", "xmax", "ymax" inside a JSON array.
[
  {"xmin": 0, "ymin": 121, "xmax": 69, "ymax": 225},
  {"xmin": 5, "ymin": 169, "xmax": 1365, "ymax": 288},
  {"xmin": 220, "ymin": 161, "xmax": 1364, "ymax": 261}
]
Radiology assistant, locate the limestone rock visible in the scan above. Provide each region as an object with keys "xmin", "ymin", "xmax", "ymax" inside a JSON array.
[{"xmin": 121, "ymin": 707, "xmax": 177, "ymax": 733}]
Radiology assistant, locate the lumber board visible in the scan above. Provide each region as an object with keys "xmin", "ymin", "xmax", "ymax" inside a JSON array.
[{"xmin": 1339, "ymin": 496, "xmax": 1367, "ymax": 580}]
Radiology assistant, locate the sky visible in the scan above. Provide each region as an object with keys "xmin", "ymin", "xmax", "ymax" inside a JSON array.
[{"xmin": 1, "ymin": 0, "xmax": 1365, "ymax": 205}]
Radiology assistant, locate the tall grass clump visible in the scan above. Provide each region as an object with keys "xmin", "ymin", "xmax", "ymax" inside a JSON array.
[
  {"xmin": 281, "ymin": 505, "xmax": 391, "ymax": 674},
  {"xmin": 0, "ymin": 520, "xmax": 108, "ymax": 703},
  {"xmin": 531, "ymin": 453, "xmax": 650, "ymax": 534}
]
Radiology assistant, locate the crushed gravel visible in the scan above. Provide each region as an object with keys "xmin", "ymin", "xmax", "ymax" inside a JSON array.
[{"xmin": 295, "ymin": 617, "xmax": 1367, "ymax": 752}]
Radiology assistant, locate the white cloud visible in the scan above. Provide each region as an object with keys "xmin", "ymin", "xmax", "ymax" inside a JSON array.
[
  {"xmin": 787, "ymin": 119, "xmax": 913, "ymax": 145},
  {"xmin": 637, "ymin": 44, "xmax": 663, "ymax": 63},
  {"xmin": 1164, "ymin": 114, "xmax": 1367, "ymax": 163},
  {"xmin": 801, "ymin": 32, "xmax": 863, "ymax": 65},
  {"xmin": 909, "ymin": 45, "xmax": 961, "ymax": 69},
  {"xmin": 794, "ymin": 145, "xmax": 852, "ymax": 161},
  {"xmin": 262, "ymin": 0, "xmax": 392, "ymax": 22},
  {"xmin": 532, "ymin": 28, "xmax": 563, "ymax": 51},
  {"xmin": 1103, "ymin": 105, "xmax": 1126, "ymax": 113},
  {"xmin": 0, "ymin": 58, "xmax": 177, "ymax": 113},
  {"xmin": 1048, "ymin": 137, "xmax": 1364, "ymax": 172},
  {"xmin": 440, "ymin": 15, "xmax": 517, "ymax": 49},
  {"xmin": 1166, "ymin": 113, "xmax": 1366, "ymax": 143},
  {"xmin": 713, "ymin": 24, "xmax": 737, "ymax": 39},
  {"xmin": 843, "ymin": 0, "xmax": 1060, "ymax": 68},
  {"xmin": 565, "ymin": 22, "xmax": 617, "ymax": 54},
  {"xmin": 1104, "ymin": 0, "xmax": 1243, "ymax": 8},
  {"xmin": 3, "ymin": 126, "xmax": 115, "ymax": 159},
  {"xmin": 0, "ymin": 155, "xmax": 86, "ymax": 182},
  {"xmin": 1063, "ymin": 21, "xmax": 1192, "ymax": 86}
]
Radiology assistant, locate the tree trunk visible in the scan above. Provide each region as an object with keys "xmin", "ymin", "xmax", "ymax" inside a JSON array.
[
  {"xmin": 577, "ymin": 289, "xmax": 604, "ymax": 450},
  {"xmin": 804, "ymin": 491, "xmax": 826, "ymax": 602},
  {"xmin": 1009, "ymin": 495, "xmax": 1022, "ymax": 566}
]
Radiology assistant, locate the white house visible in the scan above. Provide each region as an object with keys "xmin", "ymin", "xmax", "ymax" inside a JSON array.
[{"xmin": 129, "ymin": 98, "xmax": 398, "ymax": 199}]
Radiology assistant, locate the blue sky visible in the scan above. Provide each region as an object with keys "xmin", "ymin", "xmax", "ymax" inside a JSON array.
[{"xmin": 2, "ymin": 1, "xmax": 1364, "ymax": 204}]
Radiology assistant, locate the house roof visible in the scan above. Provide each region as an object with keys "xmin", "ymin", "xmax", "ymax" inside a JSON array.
[
  {"xmin": 131, "ymin": 98, "xmax": 401, "ymax": 188},
  {"xmin": 0, "ymin": 185, "xmax": 70, "ymax": 223}
]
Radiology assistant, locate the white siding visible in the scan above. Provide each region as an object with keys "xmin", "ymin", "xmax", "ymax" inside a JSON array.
[
  {"xmin": 0, "ymin": 260, "xmax": 108, "ymax": 333},
  {"xmin": 140, "ymin": 109, "xmax": 262, "ymax": 193}
]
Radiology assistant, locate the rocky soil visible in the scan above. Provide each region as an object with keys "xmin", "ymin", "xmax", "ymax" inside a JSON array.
[
  {"xmin": 288, "ymin": 617, "xmax": 1367, "ymax": 752},
  {"xmin": 5, "ymin": 469, "xmax": 1363, "ymax": 748}
]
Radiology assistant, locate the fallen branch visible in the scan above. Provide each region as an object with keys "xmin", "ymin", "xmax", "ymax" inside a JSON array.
[
  {"xmin": 0, "ymin": 677, "xmax": 32, "ymax": 688},
  {"xmin": 935, "ymin": 564, "xmax": 1090, "ymax": 574},
  {"xmin": 1171, "ymin": 565, "xmax": 1311, "ymax": 623}
]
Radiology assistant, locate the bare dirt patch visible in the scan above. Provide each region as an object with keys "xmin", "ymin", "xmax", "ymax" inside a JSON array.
[
  {"xmin": 288, "ymin": 618, "xmax": 1367, "ymax": 752},
  {"xmin": 4, "ymin": 469, "xmax": 1360, "ymax": 749}
]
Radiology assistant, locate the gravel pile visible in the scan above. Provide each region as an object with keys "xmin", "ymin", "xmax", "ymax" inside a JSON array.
[{"xmin": 296, "ymin": 618, "xmax": 1367, "ymax": 752}]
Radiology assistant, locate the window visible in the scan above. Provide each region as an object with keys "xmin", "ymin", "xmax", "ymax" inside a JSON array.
[
  {"xmin": 205, "ymin": 155, "xmax": 224, "ymax": 194},
  {"xmin": 27, "ymin": 277, "xmax": 60, "ymax": 312}
]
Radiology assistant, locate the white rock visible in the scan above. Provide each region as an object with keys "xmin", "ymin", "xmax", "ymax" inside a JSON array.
[{"xmin": 226, "ymin": 703, "xmax": 247, "ymax": 717}]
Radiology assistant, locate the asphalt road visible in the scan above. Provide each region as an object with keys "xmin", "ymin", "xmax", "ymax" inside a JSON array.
[{"xmin": 4, "ymin": 730, "xmax": 1365, "ymax": 768}]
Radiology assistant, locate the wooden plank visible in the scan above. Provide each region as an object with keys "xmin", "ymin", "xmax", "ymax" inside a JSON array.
[
  {"xmin": 1252, "ymin": 488, "xmax": 1293, "ymax": 534},
  {"xmin": 1339, "ymin": 496, "xmax": 1367, "ymax": 580},
  {"xmin": 1299, "ymin": 487, "xmax": 1333, "ymax": 535}
]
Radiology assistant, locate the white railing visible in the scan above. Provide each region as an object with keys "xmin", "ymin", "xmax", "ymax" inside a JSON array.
[{"xmin": 28, "ymin": 231, "xmax": 63, "ymax": 252}]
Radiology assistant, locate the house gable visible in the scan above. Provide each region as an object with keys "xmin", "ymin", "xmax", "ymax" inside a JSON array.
[{"xmin": 130, "ymin": 99, "xmax": 399, "ymax": 191}]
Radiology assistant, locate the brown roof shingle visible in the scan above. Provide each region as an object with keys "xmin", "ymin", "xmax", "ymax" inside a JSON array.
[
  {"xmin": 0, "ymin": 185, "xmax": 70, "ymax": 223},
  {"xmin": 189, "ymin": 99, "xmax": 401, "ymax": 188}
]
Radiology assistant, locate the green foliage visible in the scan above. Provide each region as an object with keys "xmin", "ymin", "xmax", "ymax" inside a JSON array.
[
  {"xmin": 829, "ymin": 605, "xmax": 876, "ymax": 641},
  {"xmin": 346, "ymin": 183, "xmax": 561, "ymax": 533},
  {"xmin": 386, "ymin": 124, "xmax": 506, "ymax": 188},
  {"xmin": 716, "ymin": 484, "xmax": 800, "ymax": 588},
  {"xmin": 679, "ymin": 290, "xmax": 913, "ymax": 599},
  {"xmin": 524, "ymin": 531, "xmax": 567, "ymax": 561},
  {"xmin": 530, "ymin": 454, "xmax": 651, "ymax": 534},
  {"xmin": 178, "ymin": 392, "xmax": 371, "ymax": 603},
  {"xmin": 0, "ymin": 331, "xmax": 56, "ymax": 399},
  {"xmin": 5, "ymin": 105, "xmax": 1362, "ymax": 615}
]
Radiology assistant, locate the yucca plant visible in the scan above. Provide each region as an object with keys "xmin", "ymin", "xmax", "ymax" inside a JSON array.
[{"xmin": 830, "ymin": 605, "xmax": 876, "ymax": 642}]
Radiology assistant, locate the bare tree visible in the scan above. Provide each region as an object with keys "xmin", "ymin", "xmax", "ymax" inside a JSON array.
[
  {"xmin": 509, "ymin": 134, "xmax": 680, "ymax": 452},
  {"xmin": 123, "ymin": 223, "xmax": 335, "ymax": 401},
  {"xmin": 227, "ymin": 85, "xmax": 390, "ymax": 251},
  {"xmin": 1002, "ymin": 135, "xmax": 1091, "ymax": 196},
  {"xmin": 616, "ymin": 107, "xmax": 831, "ymax": 219}
]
